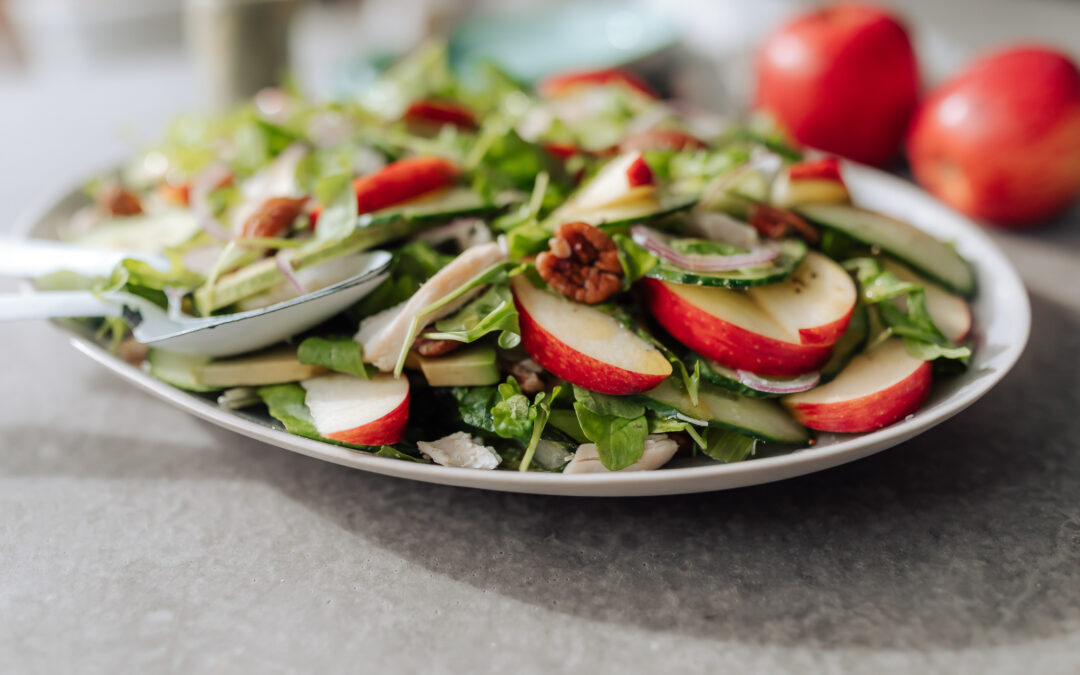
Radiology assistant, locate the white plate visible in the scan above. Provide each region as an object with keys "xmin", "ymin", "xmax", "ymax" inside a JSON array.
[{"xmin": 18, "ymin": 162, "xmax": 1030, "ymax": 496}]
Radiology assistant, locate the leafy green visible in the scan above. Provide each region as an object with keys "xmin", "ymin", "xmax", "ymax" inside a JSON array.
[
  {"xmin": 393, "ymin": 261, "xmax": 524, "ymax": 375},
  {"xmin": 844, "ymin": 257, "xmax": 971, "ymax": 363},
  {"xmin": 703, "ymin": 428, "xmax": 757, "ymax": 463},
  {"xmin": 572, "ymin": 385, "xmax": 645, "ymax": 419},
  {"xmin": 297, "ymin": 336, "xmax": 369, "ymax": 378},
  {"xmin": 425, "ymin": 284, "xmax": 520, "ymax": 349},
  {"xmin": 648, "ymin": 415, "xmax": 707, "ymax": 449},
  {"xmin": 612, "ymin": 233, "xmax": 657, "ymax": 288},
  {"xmin": 312, "ymin": 172, "xmax": 359, "ymax": 244},
  {"xmin": 375, "ymin": 445, "xmax": 429, "ymax": 462},
  {"xmin": 258, "ymin": 383, "xmax": 381, "ymax": 450},
  {"xmin": 504, "ymin": 223, "xmax": 552, "ymax": 260},
  {"xmin": 573, "ymin": 402, "xmax": 648, "ymax": 471},
  {"xmin": 449, "ymin": 385, "xmax": 499, "ymax": 434}
]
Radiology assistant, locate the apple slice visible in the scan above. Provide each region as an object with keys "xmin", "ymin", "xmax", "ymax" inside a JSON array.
[
  {"xmin": 642, "ymin": 251, "xmax": 857, "ymax": 376},
  {"xmin": 781, "ymin": 338, "xmax": 931, "ymax": 432},
  {"xmin": 771, "ymin": 157, "xmax": 850, "ymax": 208},
  {"xmin": 511, "ymin": 275, "xmax": 672, "ymax": 395},
  {"xmin": 568, "ymin": 151, "xmax": 658, "ymax": 212},
  {"xmin": 300, "ymin": 373, "xmax": 410, "ymax": 445},
  {"xmin": 537, "ymin": 68, "xmax": 658, "ymax": 100},
  {"xmin": 881, "ymin": 259, "xmax": 971, "ymax": 342}
]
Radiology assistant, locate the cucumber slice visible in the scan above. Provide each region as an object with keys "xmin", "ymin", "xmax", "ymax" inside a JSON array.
[
  {"xmin": 636, "ymin": 379, "xmax": 810, "ymax": 444},
  {"xmin": 195, "ymin": 189, "xmax": 510, "ymax": 314},
  {"xmin": 820, "ymin": 302, "xmax": 869, "ymax": 382},
  {"xmin": 547, "ymin": 193, "xmax": 698, "ymax": 230},
  {"xmin": 147, "ymin": 349, "xmax": 218, "ymax": 392},
  {"xmin": 644, "ymin": 238, "xmax": 807, "ymax": 289},
  {"xmin": 688, "ymin": 355, "xmax": 776, "ymax": 398},
  {"xmin": 796, "ymin": 204, "xmax": 975, "ymax": 297}
]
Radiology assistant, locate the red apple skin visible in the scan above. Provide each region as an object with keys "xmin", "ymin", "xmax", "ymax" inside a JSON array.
[
  {"xmin": 783, "ymin": 361, "xmax": 931, "ymax": 432},
  {"xmin": 754, "ymin": 5, "xmax": 919, "ymax": 167},
  {"xmin": 788, "ymin": 156, "xmax": 844, "ymax": 182},
  {"xmin": 514, "ymin": 295, "xmax": 668, "ymax": 396},
  {"xmin": 325, "ymin": 392, "xmax": 410, "ymax": 445},
  {"xmin": 402, "ymin": 99, "xmax": 478, "ymax": 131},
  {"xmin": 907, "ymin": 46, "xmax": 1080, "ymax": 227},
  {"xmin": 619, "ymin": 129, "xmax": 706, "ymax": 153},
  {"xmin": 641, "ymin": 278, "xmax": 842, "ymax": 377},
  {"xmin": 352, "ymin": 156, "xmax": 460, "ymax": 215},
  {"xmin": 625, "ymin": 155, "xmax": 655, "ymax": 188},
  {"xmin": 537, "ymin": 68, "xmax": 657, "ymax": 100}
]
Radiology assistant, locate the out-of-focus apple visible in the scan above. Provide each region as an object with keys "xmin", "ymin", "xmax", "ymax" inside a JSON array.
[
  {"xmin": 754, "ymin": 4, "xmax": 919, "ymax": 167},
  {"xmin": 907, "ymin": 46, "xmax": 1080, "ymax": 227}
]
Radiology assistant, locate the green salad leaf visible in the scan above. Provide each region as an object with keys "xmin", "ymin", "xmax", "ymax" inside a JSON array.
[
  {"xmin": 297, "ymin": 336, "xmax": 369, "ymax": 378},
  {"xmin": 424, "ymin": 284, "xmax": 520, "ymax": 349},
  {"xmin": 702, "ymin": 428, "xmax": 757, "ymax": 463}
]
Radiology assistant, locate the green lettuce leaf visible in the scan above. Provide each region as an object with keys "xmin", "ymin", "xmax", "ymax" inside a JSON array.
[
  {"xmin": 702, "ymin": 428, "xmax": 757, "ymax": 463},
  {"xmin": 425, "ymin": 284, "xmax": 520, "ymax": 349},
  {"xmin": 573, "ymin": 402, "xmax": 648, "ymax": 471},
  {"xmin": 297, "ymin": 336, "xmax": 369, "ymax": 378}
]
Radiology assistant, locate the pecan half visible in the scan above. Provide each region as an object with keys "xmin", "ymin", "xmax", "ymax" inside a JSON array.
[
  {"xmin": 241, "ymin": 197, "xmax": 307, "ymax": 239},
  {"xmin": 749, "ymin": 203, "xmax": 819, "ymax": 243},
  {"xmin": 413, "ymin": 335, "xmax": 462, "ymax": 357},
  {"xmin": 101, "ymin": 185, "xmax": 143, "ymax": 216},
  {"xmin": 536, "ymin": 221, "xmax": 623, "ymax": 304}
]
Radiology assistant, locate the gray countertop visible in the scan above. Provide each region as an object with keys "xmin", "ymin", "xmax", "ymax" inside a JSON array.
[{"xmin": 2, "ymin": 29, "xmax": 1080, "ymax": 675}]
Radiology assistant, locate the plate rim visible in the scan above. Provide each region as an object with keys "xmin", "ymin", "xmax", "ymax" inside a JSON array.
[{"xmin": 16, "ymin": 160, "xmax": 1031, "ymax": 497}]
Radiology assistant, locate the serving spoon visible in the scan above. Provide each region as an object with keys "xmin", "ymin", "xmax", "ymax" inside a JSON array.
[{"xmin": 0, "ymin": 237, "xmax": 391, "ymax": 357}]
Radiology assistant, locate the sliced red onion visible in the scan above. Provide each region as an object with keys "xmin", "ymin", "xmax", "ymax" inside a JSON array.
[
  {"xmin": 190, "ymin": 164, "xmax": 234, "ymax": 241},
  {"xmin": 630, "ymin": 225, "xmax": 779, "ymax": 272},
  {"xmin": 736, "ymin": 369, "xmax": 820, "ymax": 394},
  {"xmin": 274, "ymin": 250, "xmax": 307, "ymax": 297}
]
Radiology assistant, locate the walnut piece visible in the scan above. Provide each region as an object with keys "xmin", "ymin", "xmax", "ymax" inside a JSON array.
[
  {"xmin": 749, "ymin": 203, "xmax": 819, "ymax": 243},
  {"xmin": 100, "ymin": 184, "xmax": 143, "ymax": 216},
  {"xmin": 240, "ymin": 197, "xmax": 307, "ymax": 239},
  {"xmin": 536, "ymin": 221, "xmax": 623, "ymax": 304}
]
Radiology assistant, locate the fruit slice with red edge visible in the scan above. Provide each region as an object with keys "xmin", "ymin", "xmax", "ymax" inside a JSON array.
[
  {"xmin": 619, "ymin": 128, "xmax": 706, "ymax": 153},
  {"xmin": 642, "ymin": 251, "xmax": 856, "ymax": 376},
  {"xmin": 568, "ymin": 151, "xmax": 657, "ymax": 212},
  {"xmin": 781, "ymin": 338, "xmax": 931, "ymax": 432},
  {"xmin": 402, "ymin": 100, "xmax": 477, "ymax": 130},
  {"xmin": 771, "ymin": 157, "xmax": 850, "ymax": 208},
  {"xmin": 537, "ymin": 68, "xmax": 657, "ymax": 100},
  {"xmin": 511, "ymin": 275, "xmax": 672, "ymax": 395},
  {"xmin": 301, "ymin": 373, "xmax": 410, "ymax": 445}
]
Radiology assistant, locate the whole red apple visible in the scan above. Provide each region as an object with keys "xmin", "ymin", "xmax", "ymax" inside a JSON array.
[
  {"xmin": 907, "ymin": 46, "xmax": 1080, "ymax": 227},
  {"xmin": 754, "ymin": 5, "xmax": 919, "ymax": 167}
]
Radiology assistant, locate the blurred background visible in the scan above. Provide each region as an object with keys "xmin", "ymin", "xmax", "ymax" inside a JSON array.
[{"xmin": 0, "ymin": 0, "xmax": 1077, "ymax": 219}]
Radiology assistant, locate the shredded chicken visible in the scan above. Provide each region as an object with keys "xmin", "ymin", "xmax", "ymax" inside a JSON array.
[
  {"xmin": 356, "ymin": 242, "xmax": 507, "ymax": 372},
  {"xmin": 417, "ymin": 432, "xmax": 501, "ymax": 470}
]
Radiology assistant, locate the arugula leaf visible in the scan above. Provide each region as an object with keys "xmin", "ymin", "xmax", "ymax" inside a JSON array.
[
  {"xmin": 703, "ymin": 428, "xmax": 757, "ymax": 463},
  {"xmin": 312, "ymin": 172, "xmax": 359, "ymax": 244},
  {"xmin": 572, "ymin": 385, "xmax": 645, "ymax": 419},
  {"xmin": 449, "ymin": 385, "xmax": 499, "ymax": 434},
  {"xmin": 612, "ymin": 233, "xmax": 657, "ymax": 288},
  {"xmin": 504, "ymin": 223, "xmax": 552, "ymax": 260},
  {"xmin": 393, "ymin": 261, "xmax": 524, "ymax": 375},
  {"xmin": 297, "ymin": 336, "xmax": 369, "ymax": 378},
  {"xmin": 844, "ymin": 257, "xmax": 971, "ymax": 363},
  {"xmin": 375, "ymin": 445, "xmax": 429, "ymax": 463},
  {"xmin": 492, "ymin": 377, "xmax": 532, "ymax": 443},
  {"xmin": 424, "ymin": 284, "xmax": 520, "ymax": 349},
  {"xmin": 573, "ymin": 402, "xmax": 648, "ymax": 471},
  {"xmin": 648, "ymin": 415, "xmax": 707, "ymax": 449}
]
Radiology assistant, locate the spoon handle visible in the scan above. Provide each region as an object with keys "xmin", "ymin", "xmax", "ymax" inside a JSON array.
[
  {"xmin": 0, "ymin": 238, "xmax": 169, "ymax": 278},
  {"xmin": 0, "ymin": 292, "xmax": 124, "ymax": 321}
]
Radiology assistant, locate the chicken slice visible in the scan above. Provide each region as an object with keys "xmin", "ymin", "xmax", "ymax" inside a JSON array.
[
  {"xmin": 357, "ymin": 242, "xmax": 507, "ymax": 372},
  {"xmin": 418, "ymin": 432, "xmax": 501, "ymax": 470}
]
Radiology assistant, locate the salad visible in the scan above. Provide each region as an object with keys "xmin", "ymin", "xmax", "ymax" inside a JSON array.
[{"xmin": 58, "ymin": 44, "xmax": 975, "ymax": 474}]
